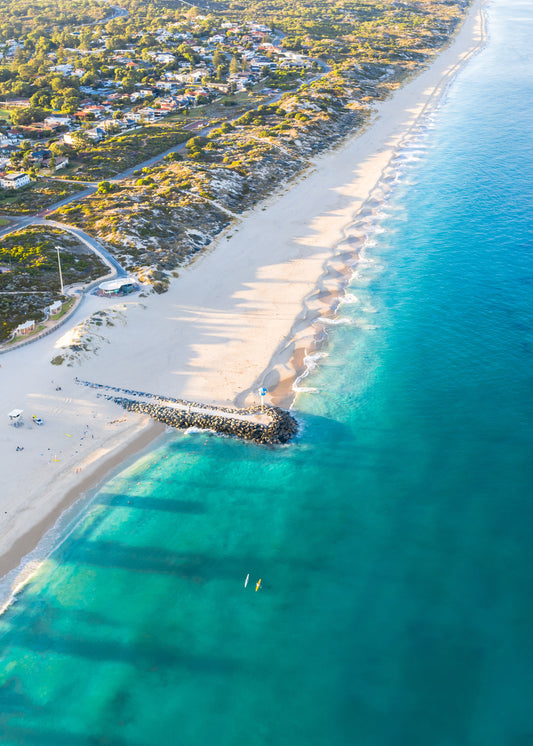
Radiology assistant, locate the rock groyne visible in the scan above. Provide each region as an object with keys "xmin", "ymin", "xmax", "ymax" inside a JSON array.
[{"xmin": 76, "ymin": 379, "xmax": 298, "ymax": 445}]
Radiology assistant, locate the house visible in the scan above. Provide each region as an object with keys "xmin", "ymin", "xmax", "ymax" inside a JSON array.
[
  {"xmin": 184, "ymin": 68, "xmax": 209, "ymax": 83},
  {"xmin": 151, "ymin": 53, "xmax": 176, "ymax": 64},
  {"xmin": 158, "ymin": 98, "xmax": 180, "ymax": 112},
  {"xmin": 0, "ymin": 172, "xmax": 31, "ymax": 190},
  {"xmin": 44, "ymin": 116, "xmax": 72, "ymax": 129},
  {"xmin": 49, "ymin": 156, "xmax": 69, "ymax": 171},
  {"xmin": 131, "ymin": 88, "xmax": 155, "ymax": 102},
  {"xmin": 139, "ymin": 87, "xmax": 156, "ymax": 97},
  {"xmin": 206, "ymin": 82, "xmax": 229, "ymax": 93},
  {"xmin": 86, "ymin": 127, "xmax": 106, "ymax": 141},
  {"xmin": 100, "ymin": 118, "xmax": 121, "ymax": 131},
  {"xmin": 31, "ymin": 148, "xmax": 52, "ymax": 165},
  {"xmin": 51, "ymin": 63, "xmax": 73, "ymax": 74},
  {"xmin": 14, "ymin": 320, "xmax": 35, "ymax": 335},
  {"xmin": 48, "ymin": 300, "xmax": 62, "ymax": 316},
  {"xmin": 155, "ymin": 80, "xmax": 177, "ymax": 91},
  {"xmin": 228, "ymin": 72, "xmax": 254, "ymax": 90},
  {"xmin": 80, "ymin": 104, "xmax": 108, "ymax": 118},
  {"xmin": 130, "ymin": 108, "xmax": 159, "ymax": 123}
]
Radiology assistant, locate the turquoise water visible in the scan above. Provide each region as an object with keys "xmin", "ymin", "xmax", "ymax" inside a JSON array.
[{"xmin": 1, "ymin": 1, "xmax": 533, "ymax": 743}]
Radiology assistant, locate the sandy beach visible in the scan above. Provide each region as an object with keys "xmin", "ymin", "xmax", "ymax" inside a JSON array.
[{"xmin": 0, "ymin": 0, "xmax": 485, "ymax": 588}]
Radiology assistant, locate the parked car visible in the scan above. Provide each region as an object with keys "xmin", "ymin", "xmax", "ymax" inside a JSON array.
[{"xmin": 32, "ymin": 415, "xmax": 43, "ymax": 425}]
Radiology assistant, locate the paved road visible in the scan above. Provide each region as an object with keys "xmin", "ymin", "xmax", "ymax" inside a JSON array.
[
  {"xmin": 32, "ymin": 218, "xmax": 128, "ymax": 278},
  {"xmin": 91, "ymin": 1, "xmax": 128, "ymax": 25},
  {"xmin": 0, "ymin": 184, "xmax": 98, "ymax": 238},
  {"xmin": 0, "ymin": 215, "xmax": 127, "ymax": 279}
]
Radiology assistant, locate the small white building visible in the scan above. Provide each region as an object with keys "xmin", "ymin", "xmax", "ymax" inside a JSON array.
[
  {"xmin": 48, "ymin": 300, "xmax": 63, "ymax": 316},
  {"xmin": 150, "ymin": 53, "xmax": 176, "ymax": 64},
  {"xmin": 44, "ymin": 115, "xmax": 72, "ymax": 129},
  {"xmin": 0, "ymin": 172, "xmax": 31, "ymax": 190},
  {"xmin": 14, "ymin": 319, "xmax": 35, "ymax": 335},
  {"xmin": 53, "ymin": 156, "xmax": 69, "ymax": 171},
  {"xmin": 51, "ymin": 63, "xmax": 73, "ymax": 74},
  {"xmin": 98, "ymin": 278, "xmax": 138, "ymax": 297}
]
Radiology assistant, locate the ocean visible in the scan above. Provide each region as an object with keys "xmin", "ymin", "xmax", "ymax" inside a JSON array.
[{"xmin": 1, "ymin": 0, "xmax": 532, "ymax": 743}]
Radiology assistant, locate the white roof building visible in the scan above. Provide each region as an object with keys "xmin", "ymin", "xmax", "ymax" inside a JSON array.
[
  {"xmin": 0, "ymin": 172, "xmax": 31, "ymax": 190},
  {"xmin": 44, "ymin": 116, "xmax": 72, "ymax": 128},
  {"xmin": 48, "ymin": 300, "xmax": 63, "ymax": 315},
  {"xmin": 98, "ymin": 278, "xmax": 138, "ymax": 296},
  {"xmin": 14, "ymin": 319, "xmax": 35, "ymax": 334}
]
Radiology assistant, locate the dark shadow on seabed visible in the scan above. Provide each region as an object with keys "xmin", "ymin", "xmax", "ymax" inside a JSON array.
[
  {"xmin": 0, "ymin": 628, "xmax": 236, "ymax": 676},
  {"xmin": 96, "ymin": 493, "xmax": 207, "ymax": 514},
  {"xmin": 53, "ymin": 539, "xmax": 324, "ymax": 580},
  {"xmin": 0, "ymin": 724, "xmax": 133, "ymax": 746},
  {"xmin": 0, "ymin": 596, "xmax": 238, "ymax": 674}
]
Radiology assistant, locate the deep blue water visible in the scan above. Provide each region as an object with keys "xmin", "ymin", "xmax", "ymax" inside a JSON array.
[{"xmin": 1, "ymin": 1, "xmax": 532, "ymax": 744}]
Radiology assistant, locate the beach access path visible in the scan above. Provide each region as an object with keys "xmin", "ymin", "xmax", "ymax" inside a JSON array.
[{"xmin": 0, "ymin": 0, "xmax": 486, "ymax": 593}]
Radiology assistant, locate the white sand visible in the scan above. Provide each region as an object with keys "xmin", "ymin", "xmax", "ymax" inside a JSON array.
[{"xmin": 0, "ymin": 0, "xmax": 485, "ymax": 581}]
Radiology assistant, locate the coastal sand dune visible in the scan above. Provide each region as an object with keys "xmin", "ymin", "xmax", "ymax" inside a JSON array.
[{"xmin": 0, "ymin": 0, "xmax": 485, "ymax": 585}]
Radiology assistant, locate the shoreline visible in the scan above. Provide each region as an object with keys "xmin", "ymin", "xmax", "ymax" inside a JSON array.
[
  {"xmin": 0, "ymin": 0, "xmax": 486, "ymax": 594},
  {"xmin": 0, "ymin": 420, "xmax": 165, "ymax": 583},
  {"xmin": 256, "ymin": 0, "xmax": 487, "ymax": 408}
]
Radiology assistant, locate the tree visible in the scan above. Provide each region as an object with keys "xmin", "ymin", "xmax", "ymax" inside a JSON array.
[
  {"xmin": 80, "ymin": 71, "xmax": 98, "ymax": 86},
  {"xmin": 30, "ymin": 90, "xmax": 51, "ymax": 108},
  {"xmin": 11, "ymin": 107, "xmax": 46, "ymax": 126},
  {"xmin": 49, "ymin": 142, "xmax": 64, "ymax": 156},
  {"xmin": 229, "ymin": 56, "xmax": 240, "ymax": 75},
  {"xmin": 71, "ymin": 131, "xmax": 89, "ymax": 149},
  {"xmin": 177, "ymin": 43, "xmax": 195, "ymax": 64},
  {"xmin": 62, "ymin": 98, "xmax": 80, "ymax": 115},
  {"xmin": 10, "ymin": 150, "xmax": 22, "ymax": 167},
  {"xmin": 79, "ymin": 30, "xmax": 93, "ymax": 51},
  {"xmin": 212, "ymin": 49, "xmax": 225, "ymax": 68},
  {"xmin": 186, "ymin": 135, "xmax": 206, "ymax": 150},
  {"xmin": 97, "ymin": 180, "xmax": 113, "ymax": 194}
]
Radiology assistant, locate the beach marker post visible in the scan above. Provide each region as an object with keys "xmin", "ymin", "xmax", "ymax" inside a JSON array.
[{"xmin": 260, "ymin": 387, "xmax": 267, "ymax": 413}]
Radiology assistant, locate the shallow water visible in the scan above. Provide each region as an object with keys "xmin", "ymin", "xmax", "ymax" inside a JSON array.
[{"xmin": 1, "ymin": 1, "xmax": 533, "ymax": 744}]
